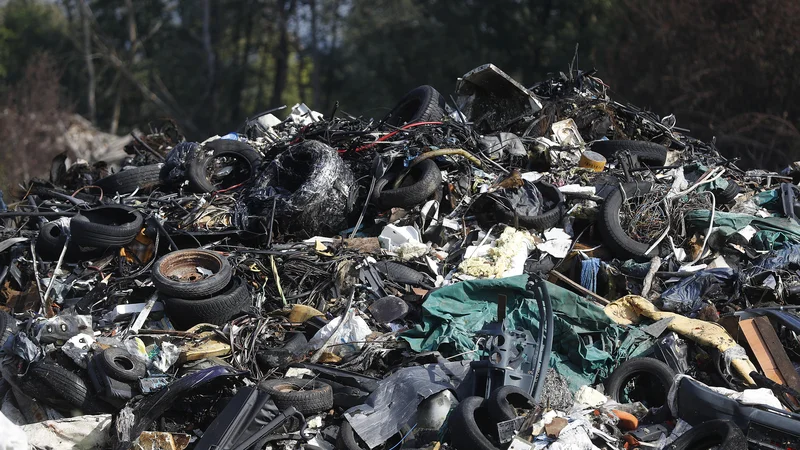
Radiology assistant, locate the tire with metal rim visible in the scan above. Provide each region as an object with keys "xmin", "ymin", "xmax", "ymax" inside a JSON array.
[
  {"xmin": 152, "ymin": 249, "xmax": 232, "ymax": 299},
  {"xmin": 258, "ymin": 378, "xmax": 333, "ymax": 415}
]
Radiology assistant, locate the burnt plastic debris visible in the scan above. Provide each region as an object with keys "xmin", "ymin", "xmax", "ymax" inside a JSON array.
[{"xmin": 2, "ymin": 62, "xmax": 800, "ymax": 450}]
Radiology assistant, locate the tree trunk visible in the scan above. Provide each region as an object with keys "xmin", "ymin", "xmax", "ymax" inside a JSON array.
[
  {"xmin": 309, "ymin": 0, "xmax": 321, "ymax": 108},
  {"xmin": 230, "ymin": 0, "xmax": 257, "ymax": 125},
  {"xmin": 270, "ymin": 0, "xmax": 297, "ymax": 108},
  {"xmin": 79, "ymin": 0, "xmax": 96, "ymax": 124}
]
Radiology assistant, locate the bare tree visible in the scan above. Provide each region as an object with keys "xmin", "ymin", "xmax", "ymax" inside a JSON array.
[{"xmin": 78, "ymin": 0, "xmax": 96, "ymax": 124}]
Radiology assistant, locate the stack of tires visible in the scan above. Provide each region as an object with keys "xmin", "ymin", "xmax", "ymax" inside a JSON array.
[{"xmin": 152, "ymin": 249, "xmax": 251, "ymax": 330}]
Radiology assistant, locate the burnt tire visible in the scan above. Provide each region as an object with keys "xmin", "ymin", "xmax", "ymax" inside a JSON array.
[
  {"xmin": 336, "ymin": 419, "xmax": 410, "ymax": 450},
  {"xmin": 161, "ymin": 276, "xmax": 250, "ymax": 329},
  {"xmin": 488, "ymin": 386, "xmax": 536, "ymax": 423},
  {"xmin": 0, "ymin": 310, "xmax": 14, "ymax": 347},
  {"xmin": 599, "ymin": 182, "xmax": 669, "ymax": 261},
  {"xmin": 100, "ymin": 347, "xmax": 146, "ymax": 382},
  {"xmin": 70, "ymin": 206, "xmax": 144, "ymax": 248},
  {"xmin": 374, "ymin": 261, "xmax": 429, "ymax": 287},
  {"xmin": 188, "ymin": 140, "xmax": 262, "ymax": 193},
  {"xmin": 95, "ymin": 164, "xmax": 164, "ymax": 195},
  {"xmin": 664, "ymin": 419, "xmax": 746, "ymax": 450},
  {"xmin": 496, "ymin": 181, "xmax": 565, "ymax": 230},
  {"xmin": 590, "ymin": 140, "xmax": 668, "ymax": 166},
  {"xmin": 383, "ymin": 85, "xmax": 446, "ymax": 128},
  {"xmin": 449, "ymin": 396, "xmax": 500, "ymax": 450},
  {"xmin": 605, "ymin": 358, "xmax": 675, "ymax": 408},
  {"xmin": 152, "ymin": 249, "xmax": 233, "ymax": 299},
  {"xmin": 713, "ymin": 180, "xmax": 740, "ymax": 204},
  {"xmin": 258, "ymin": 378, "xmax": 333, "ymax": 415},
  {"xmin": 373, "ymin": 159, "xmax": 442, "ymax": 209}
]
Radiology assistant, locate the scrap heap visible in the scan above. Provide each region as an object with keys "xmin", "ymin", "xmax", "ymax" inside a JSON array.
[{"xmin": 1, "ymin": 64, "xmax": 799, "ymax": 450}]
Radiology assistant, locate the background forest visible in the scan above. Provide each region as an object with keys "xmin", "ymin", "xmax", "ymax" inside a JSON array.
[{"xmin": 0, "ymin": 0, "xmax": 798, "ymax": 192}]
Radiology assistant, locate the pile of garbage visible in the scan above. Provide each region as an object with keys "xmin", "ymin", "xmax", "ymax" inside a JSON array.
[{"xmin": 2, "ymin": 63, "xmax": 800, "ymax": 450}]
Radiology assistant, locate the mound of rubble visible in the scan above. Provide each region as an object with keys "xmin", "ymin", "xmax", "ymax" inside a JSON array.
[{"xmin": 1, "ymin": 64, "xmax": 799, "ymax": 450}]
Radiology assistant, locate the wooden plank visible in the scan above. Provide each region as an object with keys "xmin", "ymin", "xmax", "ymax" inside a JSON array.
[
  {"xmin": 752, "ymin": 316, "xmax": 800, "ymax": 392},
  {"xmin": 739, "ymin": 318, "xmax": 782, "ymax": 384},
  {"xmin": 549, "ymin": 270, "xmax": 609, "ymax": 305}
]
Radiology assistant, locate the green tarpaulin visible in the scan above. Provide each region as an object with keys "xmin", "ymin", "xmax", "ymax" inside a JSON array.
[
  {"xmin": 685, "ymin": 210, "xmax": 800, "ymax": 251},
  {"xmin": 401, "ymin": 275, "xmax": 653, "ymax": 391}
]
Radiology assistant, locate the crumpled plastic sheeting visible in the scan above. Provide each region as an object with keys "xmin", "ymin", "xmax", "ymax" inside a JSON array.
[
  {"xmin": 344, "ymin": 362, "xmax": 469, "ymax": 449},
  {"xmin": 533, "ymin": 418, "xmax": 601, "ymax": 450},
  {"xmin": 308, "ymin": 309, "xmax": 372, "ymax": 358},
  {"xmin": 659, "ymin": 268, "xmax": 736, "ymax": 315},
  {"xmin": 0, "ymin": 411, "xmax": 27, "ymax": 450},
  {"xmin": 499, "ymin": 180, "xmax": 544, "ymax": 217},
  {"xmin": 667, "ymin": 374, "xmax": 783, "ymax": 418},
  {"xmin": 249, "ymin": 141, "xmax": 355, "ymax": 237},
  {"xmin": 163, "ymin": 142, "xmax": 200, "ymax": 183},
  {"xmin": 750, "ymin": 243, "xmax": 800, "ymax": 271},
  {"xmin": 605, "ymin": 295, "xmax": 757, "ymax": 385},
  {"xmin": 402, "ymin": 275, "xmax": 654, "ymax": 391},
  {"xmin": 21, "ymin": 414, "xmax": 112, "ymax": 450}
]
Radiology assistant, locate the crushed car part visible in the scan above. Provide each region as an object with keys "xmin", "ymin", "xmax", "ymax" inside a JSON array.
[
  {"xmin": 152, "ymin": 249, "xmax": 233, "ymax": 299},
  {"xmin": 373, "ymin": 261, "xmax": 431, "ymax": 288}
]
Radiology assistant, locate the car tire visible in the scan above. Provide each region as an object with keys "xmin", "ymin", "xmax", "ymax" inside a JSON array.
[
  {"xmin": 96, "ymin": 164, "xmax": 164, "ymax": 195},
  {"xmin": 599, "ymin": 182, "xmax": 669, "ymax": 261},
  {"xmin": 713, "ymin": 180, "xmax": 740, "ymax": 205},
  {"xmin": 70, "ymin": 206, "xmax": 144, "ymax": 248},
  {"xmin": 100, "ymin": 347, "xmax": 146, "ymax": 382},
  {"xmin": 162, "ymin": 276, "xmax": 250, "ymax": 329},
  {"xmin": 152, "ymin": 249, "xmax": 233, "ymax": 299},
  {"xmin": 488, "ymin": 385, "xmax": 536, "ymax": 423},
  {"xmin": 664, "ymin": 419, "xmax": 746, "ymax": 450},
  {"xmin": 372, "ymin": 159, "xmax": 442, "ymax": 209},
  {"xmin": 27, "ymin": 359, "xmax": 98, "ymax": 412},
  {"xmin": 590, "ymin": 140, "xmax": 668, "ymax": 166},
  {"xmin": 187, "ymin": 140, "xmax": 262, "ymax": 193},
  {"xmin": 449, "ymin": 396, "xmax": 500, "ymax": 450},
  {"xmin": 496, "ymin": 181, "xmax": 565, "ymax": 230},
  {"xmin": 258, "ymin": 378, "xmax": 334, "ymax": 415},
  {"xmin": 383, "ymin": 85, "xmax": 446, "ymax": 128},
  {"xmin": 605, "ymin": 358, "xmax": 676, "ymax": 407}
]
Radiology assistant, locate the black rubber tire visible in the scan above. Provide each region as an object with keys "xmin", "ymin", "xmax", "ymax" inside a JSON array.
[
  {"xmin": 383, "ymin": 85, "xmax": 446, "ymax": 128},
  {"xmin": 590, "ymin": 140, "xmax": 668, "ymax": 166},
  {"xmin": 258, "ymin": 378, "xmax": 334, "ymax": 415},
  {"xmin": 95, "ymin": 164, "xmax": 164, "ymax": 195},
  {"xmin": 28, "ymin": 359, "xmax": 95, "ymax": 411},
  {"xmin": 374, "ymin": 261, "xmax": 429, "ymax": 287},
  {"xmin": 488, "ymin": 386, "xmax": 536, "ymax": 423},
  {"xmin": 35, "ymin": 222, "xmax": 68, "ymax": 259},
  {"xmin": 713, "ymin": 180, "xmax": 740, "ymax": 204},
  {"xmin": 449, "ymin": 397, "xmax": 500, "ymax": 450},
  {"xmin": 599, "ymin": 182, "xmax": 669, "ymax": 261},
  {"xmin": 162, "ymin": 276, "xmax": 250, "ymax": 329},
  {"xmin": 373, "ymin": 159, "xmax": 442, "ymax": 209},
  {"xmin": 605, "ymin": 358, "xmax": 676, "ymax": 407},
  {"xmin": 70, "ymin": 206, "xmax": 144, "ymax": 248},
  {"xmin": 664, "ymin": 419, "xmax": 746, "ymax": 450},
  {"xmin": 188, "ymin": 140, "xmax": 262, "ymax": 193},
  {"xmin": 152, "ymin": 249, "xmax": 233, "ymax": 299},
  {"xmin": 100, "ymin": 347, "xmax": 146, "ymax": 382},
  {"xmin": 0, "ymin": 310, "xmax": 14, "ymax": 347},
  {"xmin": 496, "ymin": 181, "xmax": 565, "ymax": 231}
]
